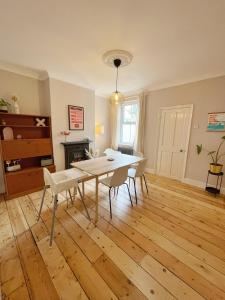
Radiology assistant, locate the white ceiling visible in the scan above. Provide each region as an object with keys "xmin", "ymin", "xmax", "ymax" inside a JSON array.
[{"xmin": 0, "ymin": 0, "xmax": 225, "ymax": 96}]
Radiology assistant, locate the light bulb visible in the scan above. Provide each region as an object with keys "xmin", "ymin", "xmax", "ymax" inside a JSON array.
[{"xmin": 110, "ymin": 91, "xmax": 124, "ymax": 104}]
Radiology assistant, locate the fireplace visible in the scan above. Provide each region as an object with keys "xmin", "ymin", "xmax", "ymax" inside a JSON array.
[{"xmin": 61, "ymin": 140, "xmax": 90, "ymax": 169}]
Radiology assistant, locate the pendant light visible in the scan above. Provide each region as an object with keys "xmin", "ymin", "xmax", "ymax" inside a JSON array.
[
  {"xmin": 102, "ymin": 50, "xmax": 133, "ymax": 104},
  {"xmin": 110, "ymin": 58, "xmax": 124, "ymax": 104}
]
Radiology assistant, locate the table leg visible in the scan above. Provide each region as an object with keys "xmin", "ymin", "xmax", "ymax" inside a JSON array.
[
  {"xmin": 82, "ymin": 181, "xmax": 85, "ymax": 197},
  {"xmin": 95, "ymin": 176, "xmax": 99, "ymax": 224}
]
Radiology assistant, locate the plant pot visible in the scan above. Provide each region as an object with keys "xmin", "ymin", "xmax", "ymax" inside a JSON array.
[
  {"xmin": 0, "ymin": 106, "xmax": 8, "ymax": 112},
  {"xmin": 210, "ymin": 163, "xmax": 223, "ymax": 174}
]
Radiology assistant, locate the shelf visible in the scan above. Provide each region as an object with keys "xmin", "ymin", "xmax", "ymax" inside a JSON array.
[
  {"xmin": 0, "ymin": 125, "xmax": 50, "ymax": 128},
  {"xmin": 1, "ymin": 138, "xmax": 51, "ymax": 142},
  {"xmin": 5, "ymin": 165, "xmax": 55, "ymax": 176},
  {"xmin": 0, "ymin": 112, "xmax": 50, "ymax": 118},
  {"xmin": 205, "ymin": 186, "xmax": 220, "ymax": 194}
]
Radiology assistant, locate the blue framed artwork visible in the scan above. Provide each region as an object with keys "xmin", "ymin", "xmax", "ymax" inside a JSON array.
[{"xmin": 207, "ymin": 112, "xmax": 225, "ymax": 132}]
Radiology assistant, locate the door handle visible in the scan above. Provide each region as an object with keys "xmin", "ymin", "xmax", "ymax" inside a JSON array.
[{"xmin": 180, "ymin": 149, "xmax": 184, "ymax": 152}]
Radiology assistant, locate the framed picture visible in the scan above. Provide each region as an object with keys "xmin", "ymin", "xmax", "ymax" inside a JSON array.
[
  {"xmin": 68, "ymin": 105, "xmax": 84, "ymax": 130},
  {"xmin": 207, "ymin": 112, "xmax": 225, "ymax": 132}
]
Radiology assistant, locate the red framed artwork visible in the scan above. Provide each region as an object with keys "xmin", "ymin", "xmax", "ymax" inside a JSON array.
[{"xmin": 68, "ymin": 105, "xmax": 84, "ymax": 130}]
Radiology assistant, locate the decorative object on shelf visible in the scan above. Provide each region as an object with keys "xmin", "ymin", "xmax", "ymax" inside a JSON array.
[
  {"xmin": 207, "ymin": 112, "xmax": 225, "ymax": 132},
  {"xmin": 68, "ymin": 105, "xmax": 84, "ymax": 130},
  {"xmin": 205, "ymin": 170, "xmax": 223, "ymax": 196},
  {"xmin": 103, "ymin": 49, "xmax": 133, "ymax": 105},
  {"xmin": 196, "ymin": 135, "xmax": 225, "ymax": 174},
  {"xmin": 3, "ymin": 127, "xmax": 14, "ymax": 140},
  {"xmin": 12, "ymin": 96, "xmax": 20, "ymax": 114},
  {"xmin": 5, "ymin": 159, "xmax": 21, "ymax": 172},
  {"xmin": 1, "ymin": 119, "xmax": 6, "ymax": 125},
  {"xmin": 0, "ymin": 98, "xmax": 10, "ymax": 113},
  {"xmin": 61, "ymin": 130, "xmax": 71, "ymax": 142},
  {"xmin": 35, "ymin": 117, "xmax": 46, "ymax": 127},
  {"xmin": 41, "ymin": 157, "xmax": 53, "ymax": 167},
  {"xmin": 16, "ymin": 134, "xmax": 22, "ymax": 139}
]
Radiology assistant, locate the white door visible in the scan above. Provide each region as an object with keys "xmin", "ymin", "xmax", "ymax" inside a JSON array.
[{"xmin": 157, "ymin": 105, "xmax": 193, "ymax": 180}]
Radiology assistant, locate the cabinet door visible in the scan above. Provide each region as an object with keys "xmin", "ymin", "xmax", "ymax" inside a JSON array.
[
  {"xmin": 2, "ymin": 139, "xmax": 52, "ymax": 160},
  {"xmin": 5, "ymin": 165, "xmax": 55, "ymax": 196},
  {"xmin": 6, "ymin": 168, "xmax": 43, "ymax": 195}
]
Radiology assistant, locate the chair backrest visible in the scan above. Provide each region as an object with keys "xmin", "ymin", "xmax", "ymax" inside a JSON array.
[
  {"xmin": 110, "ymin": 165, "xmax": 129, "ymax": 187},
  {"xmin": 43, "ymin": 167, "xmax": 55, "ymax": 187},
  {"xmin": 135, "ymin": 159, "xmax": 148, "ymax": 177},
  {"xmin": 104, "ymin": 148, "xmax": 121, "ymax": 157},
  {"xmin": 133, "ymin": 151, "xmax": 144, "ymax": 158}
]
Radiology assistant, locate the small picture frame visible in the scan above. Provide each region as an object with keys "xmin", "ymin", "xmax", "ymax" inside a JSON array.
[
  {"xmin": 207, "ymin": 112, "xmax": 225, "ymax": 132},
  {"xmin": 68, "ymin": 105, "xmax": 84, "ymax": 130}
]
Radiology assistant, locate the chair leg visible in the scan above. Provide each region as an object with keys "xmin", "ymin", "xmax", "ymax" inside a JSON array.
[
  {"xmin": 109, "ymin": 187, "xmax": 112, "ymax": 218},
  {"xmin": 37, "ymin": 185, "xmax": 47, "ymax": 221},
  {"xmin": 78, "ymin": 186, "xmax": 91, "ymax": 220},
  {"xmin": 124, "ymin": 183, "xmax": 133, "ymax": 207},
  {"xmin": 113, "ymin": 187, "xmax": 116, "ymax": 197},
  {"xmin": 49, "ymin": 194, "xmax": 58, "ymax": 247},
  {"xmin": 143, "ymin": 174, "xmax": 149, "ymax": 194},
  {"xmin": 68, "ymin": 189, "xmax": 73, "ymax": 205},
  {"xmin": 133, "ymin": 178, "xmax": 138, "ymax": 204}
]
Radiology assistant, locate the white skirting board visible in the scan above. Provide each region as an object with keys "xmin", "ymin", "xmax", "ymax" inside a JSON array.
[
  {"xmin": 145, "ymin": 168, "xmax": 225, "ymax": 195},
  {"xmin": 182, "ymin": 177, "xmax": 225, "ymax": 195}
]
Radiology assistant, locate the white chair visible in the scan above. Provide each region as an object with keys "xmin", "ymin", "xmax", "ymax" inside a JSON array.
[
  {"xmin": 128, "ymin": 159, "xmax": 148, "ymax": 204},
  {"xmin": 99, "ymin": 165, "xmax": 133, "ymax": 218},
  {"xmin": 103, "ymin": 148, "xmax": 122, "ymax": 157},
  {"xmin": 131, "ymin": 151, "xmax": 144, "ymax": 169},
  {"xmin": 37, "ymin": 168, "xmax": 90, "ymax": 246}
]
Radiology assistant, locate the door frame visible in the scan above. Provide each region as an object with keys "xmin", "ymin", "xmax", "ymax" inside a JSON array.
[{"xmin": 156, "ymin": 104, "xmax": 193, "ymax": 180}]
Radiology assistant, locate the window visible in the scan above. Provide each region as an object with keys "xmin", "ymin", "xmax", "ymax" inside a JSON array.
[{"xmin": 120, "ymin": 100, "xmax": 138, "ymax": 145}]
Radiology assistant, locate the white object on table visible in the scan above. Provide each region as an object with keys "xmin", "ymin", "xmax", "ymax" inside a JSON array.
[{"xmin": 71, "ymin": 154, "xmax": 144, "ymax": 223}]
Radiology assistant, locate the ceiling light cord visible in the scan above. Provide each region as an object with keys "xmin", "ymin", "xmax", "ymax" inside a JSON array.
[{"xmin": 116, "ymin": 66, "xmax": 118, "ymax": 93}]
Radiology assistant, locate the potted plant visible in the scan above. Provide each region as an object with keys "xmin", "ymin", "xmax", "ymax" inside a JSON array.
[
  {"xmin": 196, "ymin": 135, "xmax": 225, "ymax": 174},
  {"xmin": 0, "ymin": 98, "xmax": 10, "ymax": 112}
]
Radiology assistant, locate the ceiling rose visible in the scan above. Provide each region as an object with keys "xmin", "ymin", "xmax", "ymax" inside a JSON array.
[{"xmin": 102, "ymin": 49, "xmax": 133, "ymax": 68}]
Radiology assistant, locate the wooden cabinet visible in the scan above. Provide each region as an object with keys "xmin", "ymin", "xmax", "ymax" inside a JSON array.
[
  {"xmin": 5, "ymin": 165, "xmax": 55, "ymax": 196},
  {"xmin": 0, "ymin": 113, "xmax": 55, "ymax": 199},
  {"xmin": 2, "ymin": 139, "xmax": 52, "ymax": 160}
]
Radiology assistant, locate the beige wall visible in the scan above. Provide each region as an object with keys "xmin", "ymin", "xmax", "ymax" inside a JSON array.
[
  {"xmin": 49, "ymin": 78, "xmax": 95, "ymax": 170},
  {"xmin": 39, "ymin": 78, "xmax": 51, "ymax": 116},
  {"xmin": 95, "ymin": 96, "xmax": 111, "ymax": 155},
  {"xmin": 145, "ymin": 75, "xmax": 225, "ymax": 188},
  {"xmin": 0, "ymin": 69, "xmax": 43, "ymax": 115}
]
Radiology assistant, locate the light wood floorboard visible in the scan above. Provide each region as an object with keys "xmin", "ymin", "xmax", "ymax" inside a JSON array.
[{"xmin": 0, "ymin": 173, "xmax": 225, "ymax": 299}]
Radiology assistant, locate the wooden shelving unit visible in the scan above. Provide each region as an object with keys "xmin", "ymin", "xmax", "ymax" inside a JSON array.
[{"xmin": 0, "ymin": 112, "xmax": 55, "ymax": 199}]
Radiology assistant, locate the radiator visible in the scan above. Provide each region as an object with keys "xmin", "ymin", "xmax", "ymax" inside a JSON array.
[{"xmin": 118, "ymin": 145, "xmax": 134, "ymax": 155}]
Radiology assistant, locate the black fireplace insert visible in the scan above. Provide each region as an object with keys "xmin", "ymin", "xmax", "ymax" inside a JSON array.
[{"xmin": 61, "ymin": 140, "xmax": 90, "ymax": 169}]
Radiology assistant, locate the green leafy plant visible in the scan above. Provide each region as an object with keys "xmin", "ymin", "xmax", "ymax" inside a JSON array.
[
  {"xmin": 0, "ymin": 98, "xmax": 10, "ymax": 107},
  {"xmin": 196, "ymin": 135, "xmax": 225, "ymax": 165}
]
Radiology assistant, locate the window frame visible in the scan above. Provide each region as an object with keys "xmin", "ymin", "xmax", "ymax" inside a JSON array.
[{"xmin": 119, "ymin": 99, "xmax": 139, "ymax": 146}]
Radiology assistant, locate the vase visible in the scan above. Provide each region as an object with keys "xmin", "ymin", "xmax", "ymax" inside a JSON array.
[{"xmin": 14, "ymin": 101, "xmax": 20, "ymax": 114}]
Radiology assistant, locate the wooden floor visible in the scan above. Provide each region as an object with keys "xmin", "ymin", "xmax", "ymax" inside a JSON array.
[{"xmin": 1, "ymin": 174, "xmax": 225, "ymax": 300}]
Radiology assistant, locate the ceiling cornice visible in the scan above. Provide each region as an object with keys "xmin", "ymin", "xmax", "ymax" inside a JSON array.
[{"xmin": 0, "ymin": 61, "xmax": 48, "ymax": 81}]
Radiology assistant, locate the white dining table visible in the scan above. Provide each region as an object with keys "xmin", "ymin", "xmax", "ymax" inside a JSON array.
[{"xmin": 71, "ymin": 154, "xmax": 144, "ymax": 223}]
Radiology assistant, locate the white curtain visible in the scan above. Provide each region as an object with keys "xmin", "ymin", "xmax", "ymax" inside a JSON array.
[
  {"xmin": 110, "ymin": 98, "xmax": 120, "ymax": 149},
  {"xmin": 134, "ymin": 92, "xmax": 147, "ymax": 154}
]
